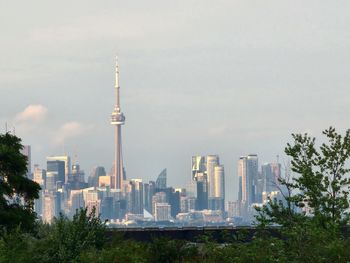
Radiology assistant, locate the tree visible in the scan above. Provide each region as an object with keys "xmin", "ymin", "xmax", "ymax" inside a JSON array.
[
  {"xmin": 0, "ymin": 132, "xmax": 41, "ymax": 232},
  {"xmin": 257, "ymin": 127, "xmax": 350, "ymax": 231},
  {"xmin": 33, "ymin": 208, "xmax": 106, "ymax": 263}
]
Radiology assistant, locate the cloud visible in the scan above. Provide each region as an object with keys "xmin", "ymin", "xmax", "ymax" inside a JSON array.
[
  {"xmin": 15, "ymin": 104, "xmax": 48, "ymax": 123},
  {"xmin": 53, "ymin": 121, "xmax": 91, "ymax": 146}
]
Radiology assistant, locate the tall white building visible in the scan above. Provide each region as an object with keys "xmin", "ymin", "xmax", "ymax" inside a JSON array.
[
  {"xmin": 214, "ymin": 165, "xmax": 225, "ymax": 200},
  {"xmin": 206, "ymin": 155, "xmax": 219, "ymax": 198},
  {"xmin": 238, "ymin": 154, "xmax": 258, "ymax": 206}
]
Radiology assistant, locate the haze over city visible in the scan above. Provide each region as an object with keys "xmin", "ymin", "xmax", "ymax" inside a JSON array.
[{"xmin": 1, "ymin": 1, "xmax": 350, "ymax": 201}]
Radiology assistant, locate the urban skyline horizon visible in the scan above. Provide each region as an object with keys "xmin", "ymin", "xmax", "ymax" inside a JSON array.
[
  {"xmin": 1, "ymin": 52, "xmax": 320, "ymax": 203},
  {"xmin": 2, "ymin": 55, "xmax": 292, "ymax": 203},
  {"xmin": 5, "ymin": 106, "xmax": 286, "ymax": 205}
]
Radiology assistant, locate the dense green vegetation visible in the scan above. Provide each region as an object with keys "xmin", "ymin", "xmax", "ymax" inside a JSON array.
[
  {"xmin": 0, "ymin": 133, "xmax": 40, "ymax": 232},
  {"xmin": 2, "ymin": 215, "xmax": 350, "ymax": 263},
  {"xmin": 2, "ymin": 128, "xmax": 350, "ymax": 262}
]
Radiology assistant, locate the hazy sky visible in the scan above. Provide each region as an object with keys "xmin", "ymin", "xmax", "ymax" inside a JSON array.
[{"xmin": 1, "ymin": 1, "xmax": 350, "ymax": 201}]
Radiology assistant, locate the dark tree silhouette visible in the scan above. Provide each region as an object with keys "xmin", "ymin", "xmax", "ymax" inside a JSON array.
[{"xmin": 0, "ymin": 132, "xmax": 41, "ymax": 232}]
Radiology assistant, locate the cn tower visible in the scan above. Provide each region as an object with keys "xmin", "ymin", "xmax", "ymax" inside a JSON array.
[{"xmin": 110, "ymin": 56, "xmax": 125, "ymax": 189}]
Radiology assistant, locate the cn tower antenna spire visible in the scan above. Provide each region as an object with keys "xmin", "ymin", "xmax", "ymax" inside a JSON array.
[{"xmin": 115, "ymin": 56, "xmax": 120, "ymax": 110}]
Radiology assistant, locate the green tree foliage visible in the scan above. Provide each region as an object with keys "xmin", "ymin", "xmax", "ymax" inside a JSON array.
[
  {"xmin": 34, "ymin": 208, "xmax": 106, "ymax": 263},
  {"xmin": 253, "ymin": 127, "xmax": 350, "ymax": 262},
  {"xmin": 258, "ymin": 127, "xmax": 350, "ymax": 230},
  {"xmin": 286, "ymin": 127, "xmax": 350, "ymax": 228},
  {"xmin": 0, "ymin": 208, "xmax": 106, "ymax": 263},
  {"xmin": 0, "ymin": 133, "xmax": 40, "ymax": 232}
]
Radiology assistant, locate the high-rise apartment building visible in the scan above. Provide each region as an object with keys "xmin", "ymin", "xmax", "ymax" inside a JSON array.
[
  {"xmin": 238, "ymin": 154, "xmax": 258, "ymax": 205},
  {"xmin": 213, "ymin": 165, "xmax": 225, "ymax": 211},
  {"xmin": 214, "ymin": 165, "xmax": 225, "ymax": 199},
  {"xmin": 206, "ymin": 155, "xmax": 219, "ymax": 198}
]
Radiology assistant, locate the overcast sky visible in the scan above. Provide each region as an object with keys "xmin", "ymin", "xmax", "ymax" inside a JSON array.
[{"xmin": 1, "ymin": 1, "xmax": 350, "ymax": 201}]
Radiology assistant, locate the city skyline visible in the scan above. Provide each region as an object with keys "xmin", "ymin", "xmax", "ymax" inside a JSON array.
[
  {"xmin": 2, "ymin": 1, "xmax": 350, "ymax": 201},
  {"xmin": 24, "ymin": 141, "xmax": 283, "ymax": 224},
  {"xmin": 1, "ymin": 54, "xmax": 289, "ymax": 202},
  {"xmin": 12, "ymin": 57, "xmax": 286, "ymax": 224}
]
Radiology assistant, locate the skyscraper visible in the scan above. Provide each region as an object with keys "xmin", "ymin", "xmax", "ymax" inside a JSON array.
[
  {"xmin": 262, "ymin": 162, "xmax": 281, "ymax": 193},
  {"xmin": 20, "ymin": 145, "xmax": 32, "ymax": 179},
  {"xmin": 192, "ymin": 156, "xmax": 208, "ymax": 210},
  {"xmin": 47, "ymin": 160, "xmax": 65, "ymax": 184},
  {"xmin": 207, "ymin": 155, "xmax": 219, "ymax": 198},
  {"xmin": 192, "ymin": 155, "xmax": 224, "ymax": 211},
  {"xmin": 46, "ymin": 155, "xmax": 71, "ymax": 184},
  {"xmin": 195, "ymin": 172, "xmax": 208, "ymax": 210},
  {"xmin": 213, "ymin": 165, "xmax": 225, "ymax": 211},
  {"xmin": 127, "ymin": 179, "xmax": 144, "ymax": 214},
  {"xmin": 144, "ymin": 181, "xmax": 155, "ymax": 213},
  {"xmin": 238, "ymin": 154, "xmax": 258, "ymax": 205},
  {"xmin": 110, "ymin": 57, "xmax": 126, "ymax": 190},
  {"xmin": 155, "ymin": 169, "xmax": 167, "ymax": 190}
]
